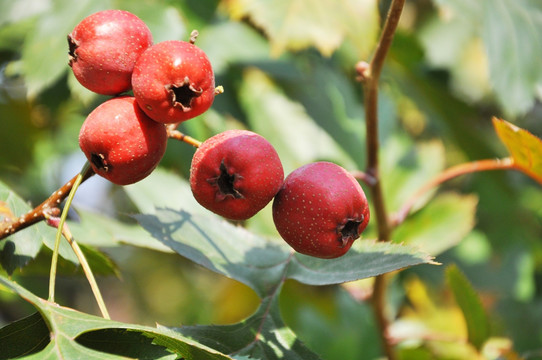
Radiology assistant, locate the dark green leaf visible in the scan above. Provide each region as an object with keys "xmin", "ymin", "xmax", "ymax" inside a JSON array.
[
  {"xmin": 170, "ymin": 286, "xmax": 322, "ymax": 360},
  {"xmin": 446, "ymin": 264, "xmax": 490, "ymax": 350},
  {"xmin": 0, "ymin": 274, "xmax": 232, "ymax": 360},
  {"xmin": 0, "ymin": 312, "xmax": 49, "ymax": 359}
]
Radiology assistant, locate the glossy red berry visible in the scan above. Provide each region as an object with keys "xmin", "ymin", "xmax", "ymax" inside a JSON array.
[
  {"xmin": 272, "ymin": 162, "xmax": 370, "ymax": 259},
  {"xmin": 79, "ymin": 96, "xmax": 167, "ymax": 185},
  {"xmin": 68, "ymin": 9, "xmax": 152, "ymax": 95},
  {"xmin": 132, "ymin": 40, "xmax": 215, "ymax": 124},
  {"xmin": 190, "ymin": 130, "xmax": 284, "ymax": 220}
]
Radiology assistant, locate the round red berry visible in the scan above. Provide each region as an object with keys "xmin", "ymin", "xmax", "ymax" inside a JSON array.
[
  {"xmin": 68, "ymin": 9, "xmax": 152, "ymax": 95},
  {"xmin": 272, "ymin": 162, "xmax": 370, "ymax": 259},
  {"xmin": 79, "ymin": 96, "xmax": 167, "ymax": 185},
  {"xmin": 190, "ymin": 130, "xmax": 284, "ymax": 220},
  {"xmin": 131, "ymin": 40, "xmax": 215, "ymax": 124}
]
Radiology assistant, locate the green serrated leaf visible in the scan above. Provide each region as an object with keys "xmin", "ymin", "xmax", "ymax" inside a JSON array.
[
  {"xmin": 0, "ymin": 274, "xmax": 232, "ymax": 360},
  {"xmin": 392, "ymin": 193, "xmax": 478, "ymax": 256},
  {"xmin": 135, "ymin": 207, "xmax": 433, "ymax": 297},
  {"xmin": 225, "ymin": 0, "xmax": 378, "ymax": 57},
  {"xmin": 446, "ymin": 264, "xmax": 490, "ymax": 350},
  {"xmin": 0, "ymin": 180, "xmax": 77, "ymax": 274},
  {"xmin": 170, "ymin": 286, "xmax": 322, "ymax": 360}
]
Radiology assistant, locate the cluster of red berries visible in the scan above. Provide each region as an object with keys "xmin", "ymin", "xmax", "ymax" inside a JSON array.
[{"xmin": 72, "ymin": 10, "xmax": 370, "ymax": 259}]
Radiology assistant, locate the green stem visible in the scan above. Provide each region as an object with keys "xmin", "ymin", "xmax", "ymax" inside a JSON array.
[
  {"xmin": 48, "ymin": 162, "xmax": 90, "ymax": 302},
  {"xmin": 61, "ymin": 223, "xmax": 110, "ymax": 319}
]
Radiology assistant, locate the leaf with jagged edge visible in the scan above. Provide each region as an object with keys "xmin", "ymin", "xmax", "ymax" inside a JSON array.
[
  {"xmin": 493, "ymin": 117, "xmax": 542, "ymax": 184},
  {"xmin": 134, "ymin": 207, "xmax": 434, "ymax": 298},
  {"xmin": 167, "ymin": 285, "xmax": 321, "ymax": 360},
  {"xmin": 0, "ymin": 274, "xmax": 232, "ymax": 360}
]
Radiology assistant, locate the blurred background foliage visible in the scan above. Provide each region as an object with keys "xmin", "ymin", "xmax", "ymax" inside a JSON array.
[{"xmin": 0, "ymin": 0, "xmax": 542, "ymax": 358}]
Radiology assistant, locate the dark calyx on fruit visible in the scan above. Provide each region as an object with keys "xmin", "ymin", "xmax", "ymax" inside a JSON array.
[
  {"xmin": 337, "ymin": 215, "xmax": 364, "ymax": 247},
  {"xmin": 90, "ymin": 153, "xmax": 109, "ymax": 172},
  {"xmin": 207, "ymin": 160, "xmax": 244, "ymax": 201},
  {"xmin": 67, "ymin": 35, "xmax": 78, "ymax": 65},
  {"xmin": 166, "ymin": 77, "xmax": 203, "ymax": 111}
]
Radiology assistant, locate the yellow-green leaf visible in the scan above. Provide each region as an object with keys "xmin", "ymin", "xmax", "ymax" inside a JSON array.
[
  {"xmin": 224, "ymin": 0, "xmax": 379, "ymax": 57},
  {"xmin": 493, "ymin": 117, "xmax": 542, "ymax": 184}
]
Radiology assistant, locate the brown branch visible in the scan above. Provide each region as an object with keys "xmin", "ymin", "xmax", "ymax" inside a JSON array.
[
  {"xmin": 392, "ymin": 157, "xmax": 515, "ymax": 227},
  {"xmin": 0, "ymin": 166, "xmax": 95, "ymax": 240},
  {"xmin": 166, "ymin": 124, "xmax": 202, "ymax": 148},
  {"xmin": 359, "ymin": 1, "xmax": 405, "ymax": 359}
]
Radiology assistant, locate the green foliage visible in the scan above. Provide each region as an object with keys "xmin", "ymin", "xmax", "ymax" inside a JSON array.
[
  {"xmin": 0, "ymin": 0, "xmax": 541, "ymax": 359},
  {"xmin": 446, "ymin": 264, "xmax": 490, "ymax": 351},
  {"xmin": 0, "ymin": 275, "xmax": 231, "ymax": 359}
]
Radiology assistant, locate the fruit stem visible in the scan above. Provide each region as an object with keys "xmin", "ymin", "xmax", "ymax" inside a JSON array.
[
  {"xmin": 49, "ymin": 161, "xmax": 89, "ymax": 303},
  {"xmin": 392, "ymin": 157, "xmax": 515, "ymax": 227},
  {"xmin": 0, "ymin": 164, "xmax": 95, "ymax": 241},
  {"xmin": 359, "ymin": 0, "xmax": 405, "ymax": 359},
  {"xmin": 166, "ymin": 125, "xmax": 202, "ymax": 148}
]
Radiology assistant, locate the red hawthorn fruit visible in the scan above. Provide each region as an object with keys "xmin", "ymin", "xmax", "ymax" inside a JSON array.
[
  {"xmin": 272, "ymin": 162, "xmax": 370, "ymax": 259},
  {"xmin": 131, "ymin": 40, "xmax": 215, "ymax": 124},
  {"xmin": 68, "ymin": 9, "xmax": 152, "ymax": 95},
  {"xmin": 79, "ymin": 96, "xmax": 167, "ymax": 185},
  {"xmin": 189, "ymin": 130, "xmax": 284, "ymax": 220}
]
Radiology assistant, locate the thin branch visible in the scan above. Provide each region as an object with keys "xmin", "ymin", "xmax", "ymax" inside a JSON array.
[
  {"xmin": 392, "ymin": 157, "xmax": 516, "ymax": 227},
  {"xmin": 359, "ymin": 1, "xmax": 405, "ymax": 359},
  {"xmin": 166, "ymin": 125, "xmax": 202, "ymax": 148},
  {"xmin": 0, "ymin": 165, "xmax": 95, "ymax": 241}
]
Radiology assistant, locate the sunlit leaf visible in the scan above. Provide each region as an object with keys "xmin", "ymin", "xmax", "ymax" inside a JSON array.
[
  {"xmin": 224, "ymin": 0, "xmax": 379, "ymax": 57},
  {"xmin": 19, "ymin": 0, "xmax": 107, "ymax": 97},
  {"xmin": 446, "ymin": 264, "xmax": 490, "ymax": 350},
  {"xmin": 392, "ymin": 193, "xmax": 478, "ymax": 256},
  {"xmin": 67, "ymin": 208, "xmax": 173, "ymax": 253},
  {"xmin": 483, "ymin": 0, "xmax": 542, "ymax": 116},
  {"xmin": 135, "ymin": 207, "xmax": 433, "ymax": 297},
  {"xmin": 0, "ymin": 274, "xmax": 232, "ymax": 360},
  {"xmin": 493, "ymin": 117, "xmax": 542, "ymax": 184}
]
